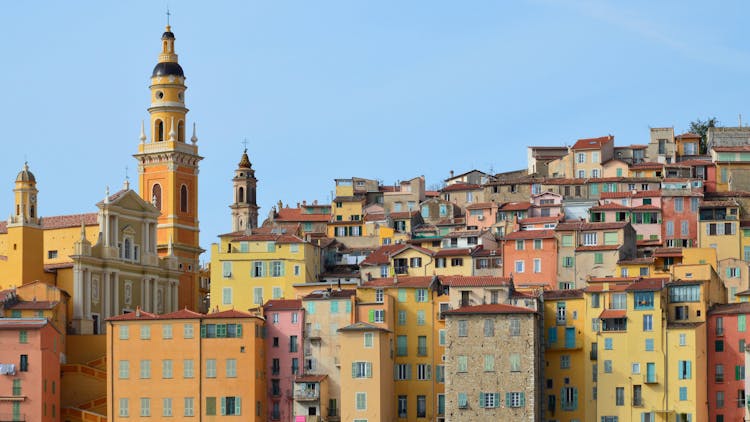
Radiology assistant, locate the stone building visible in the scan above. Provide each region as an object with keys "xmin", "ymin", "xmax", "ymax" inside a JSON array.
[{"xmin": 443, "ymin": 303, "xmax": 542, "ymax": 421}]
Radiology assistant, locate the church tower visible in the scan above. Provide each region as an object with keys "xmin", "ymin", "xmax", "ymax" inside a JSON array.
[
  {"xmin": 6, "ymin": 163, "xmax": 47, "ymax": 285},
  {"xmin": 230, "ymin": 149, "xmax": 259, "ymax": 231},
  {"xmin": 134, "ymin": 25, "xmax": 203, "ymax": 310}
]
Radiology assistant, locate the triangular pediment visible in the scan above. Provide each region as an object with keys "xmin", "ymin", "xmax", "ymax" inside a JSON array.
[{"xmin": 98, "ymin": 189, "xmax": 160, "ymax": 215}]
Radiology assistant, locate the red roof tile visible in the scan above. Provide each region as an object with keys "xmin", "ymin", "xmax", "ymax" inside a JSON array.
[
  {"xmin": 600, "ymin": 190, "xmax": 661, "ymax": 199},
  {"xmin": 465, "ymin": 202, "xmax": 496, "ymax": 210},
  {"xmin": 590, "ymin": 203, "xmax": 630, "ymax": 211},
  {"xmin": 360, "ymin": 244, "xmax": 431, "ymax": 266},
  {"xmin": 361, "ymin": 276, "xmax": 435, "ymax": 289},
  {"xmin": 714, "ymin": 145, "xmax": 750, "ymax": 152},
  {"xmin": 0, "ymin": 318, "xmax": 49, "ymax": 330},
  {"xmin": 630, "ymin": 162, "xmax": 664, "ymax": 170},
  {"xmin": 618, "ymin": 257, "xmax": 654, "ymax": 265},
  {"xmin": 502, "ymin": 229, "xmax": 556, "ymax": 240},
  {"xmin": 303, "ymin": 289, "xmax": 356, "ymax": 300},
  {"xmin": 441, "ymin": 276, "xmax": 510, "ymax": 287},
  {"xmin": 390, "ymin": 211, "xmax": 419, "ymax": 219},
  {"xmin": 232, "ymin": 233, "xmax": 306, "ymax": 243},
  {"xmin": 676, "ymin": 133, "xmax": 701, "ymax": 139},
  {"xmin": 41, "ymin": 213, "xmax": 99, "ymax": 230},
  {"xmin": 556, "ymin": 221, "xmax": 629, "ymax": 231},
  {"xmin": 275, "ymin": 208, "xmax": 330, "ymax": 222},
  {"xmin": 625, "ymin": 278, "xmax": 668, "ymax": 292},
  {"xmin": 599, "ymin": 309, "xmax": 626, "ymax": 319},
  {"xmin": 572, "ymin": 135, "xmax": 613, "ymax": 150},
  {"xmin": 441, "ymin": 183, "xmax": 481, "ymax": 192},
  {"xmin": 160, "ymin": 308, "xmax": 204, "ymax": 319},
  {"xmin": 205, "ymin": 309, "xmax": 257, "ymax": 319},
  {"xmin": 519, "ymin": 216, "xmax": 561, "ymax": 225},
  {"xmin": 263, "ymin": 299, "xmax": 303, "ymax": 311},
  {"xmin": 499, "ymin": 202, "xmax": 532, "ymax": 211},
  {"xmin": 435, "ymin": 248, "xmax": 474, "ymax": 257},
  {"xmin": 653, "ymin": 248, "xmax": 682, "ymax": 258},
  {"xmin": 709, "ymin": 302, "xmax": 750, "ymax": 315},
  {"xmin": 442, "ymin": 303, "xmax": 535, "ymax": 315},
  {"xmin": 295, "ymin": 374, "xmax": 327, "ymax": 383}
]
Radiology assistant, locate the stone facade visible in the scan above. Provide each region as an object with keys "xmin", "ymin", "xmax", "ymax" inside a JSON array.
[{"xmin": 444, "ymin": 305, "xmax": 542, "ymax": 421}]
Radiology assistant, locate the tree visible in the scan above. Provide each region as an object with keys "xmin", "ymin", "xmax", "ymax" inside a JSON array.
[{"xmin": 688, "ymin": 117, "xmax": 718, "ymax": 154}]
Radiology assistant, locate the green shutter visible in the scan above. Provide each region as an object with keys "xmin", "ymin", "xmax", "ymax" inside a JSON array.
[
  {"xmin": 573, "ymin": 388, "xmax": 578, "ymax": 410},
  {"xmin": 366, "ymin": 362, "xmax": 372, "ymax": 378},
  {"xmin": 235, "ymin": 397, "xmax": 241, "ymax": 415},
  {"xmin": 220, "ymin": 397, "xmax": 226, "ymax": 416},
  {"xmin": 739, "ymin": 315, "xmax": 747, "ymax": 332},
  {"xmin": 352, "ymin": 363, "xmax": 357, "ymax": 378},
  {"xmin": 200, "ymin": 325, "xmax": 206, "ymax": 338},
  {"xmin": 505, "ymin": 393, "xmax": 511, "ymax": 407},
  {"xmin": 520, "ymin": 392, "xmax": 525, "ymax": 407},
  {"xmin": 368, "ymin": 310, "xmax": 375, "ymax": 323},
  {"xmin": 479, "ymin": 393, "xmax": 485, "ymax": 408},
  {"xmin": 398, "ymin": 289, "xmax": 406, "ymax": 302},
  {"xmin": 727, "ymin": 268, "xmax": 732, "ymax": 277}
]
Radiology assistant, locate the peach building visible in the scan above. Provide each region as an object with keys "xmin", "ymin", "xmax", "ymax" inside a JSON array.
[
  {"xmin": 0, "ymin": 318, "xmax": 62, "ymax": 422},
  {"xmin": 106, "ymin": 308, "xmax": 265, "ymax": 421}
]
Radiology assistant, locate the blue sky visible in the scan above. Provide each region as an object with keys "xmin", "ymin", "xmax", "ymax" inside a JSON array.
[{"xmin": 1, "ymin": 1, "xmax": 749, "ymax": 262}]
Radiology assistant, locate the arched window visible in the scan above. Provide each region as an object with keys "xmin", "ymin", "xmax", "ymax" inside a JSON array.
[
  {"xmin": 238, "ymin": 187, "xmax": 244, "ymax": 204},
  {"xmin": 178, "ymin": 121, "xmax": 185, "ymax": 142},
  {"xmin": 155, "ymin": 120, "xmax": 164, "ymax": 142},
  {"xmin": 124, "ymin": 238, "xmax": 132, "ymax": 260},
  {"xmin": 152, "ymin": 184, "xmax": 162, "ymax": 210},
  {"xmin": 30, "ymin": 205, "xmax": 35, "ymax": 218},
  {"xmin": 180, "ymin": 185, "xmax": 188, "ymax": 213},
  {"xmin": 16, "ymin": 205, "xmax": 19, "ymax": 216}
]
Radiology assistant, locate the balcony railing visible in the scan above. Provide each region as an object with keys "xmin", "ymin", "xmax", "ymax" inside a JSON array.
[
  {"xmin": 294, "ymin": 389, "xmax": 320, "ymax": 401},
  {"xmin": 395, "ymin": 266, "xmax": 409, "ymax": 275}
]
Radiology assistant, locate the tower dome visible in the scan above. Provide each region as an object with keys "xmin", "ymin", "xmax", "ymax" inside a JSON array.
[
  {"xmin": 16, "ymin": 162, "xmax": 35, "ymax": 183},
  {"xmin": 151, "ymin": 25, "xmax": 184, "ymax": 78}
]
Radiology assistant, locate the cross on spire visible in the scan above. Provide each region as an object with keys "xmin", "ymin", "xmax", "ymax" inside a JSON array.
[
  {"xmin": 241, "ymin": 138, "xmax": 248, "ymax": 151},
  {"xmin": 166, "ymin": 7, "xmax": 171, "ymax": 26}
]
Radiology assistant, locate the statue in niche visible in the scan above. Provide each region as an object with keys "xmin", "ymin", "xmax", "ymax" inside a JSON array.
[
  {"xmin": 91, "ymin": 278, "xmax": 100, "ymax": 303},
  {"xmin": 157, "ymin": 288, "xmax": 164, "ymax": 313},
  {"xmin": 124, "ymin": 283, "xmax": 132, "ymax": 306}
]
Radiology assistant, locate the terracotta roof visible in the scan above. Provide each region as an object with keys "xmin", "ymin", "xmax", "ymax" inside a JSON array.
[
  {"xmin": 107, "ymin": 309, "xmax": 159, "ymax": 321},
  {"xmin": 472, "ymin": 248, "xmax": 502, "ymax": 257},
  {"xmin": 44, "ymin": 263, "xmax": 74, "ymax": 271},
  {"xmin": 575, "ymin": 245, "xmax": 620, "ymax": 252},
  {"xmin": 339, "ymin": 322, "xmax": 391, "ymax": 332},
  {"xmin": 295, "ymin": 374, "xmax": 328, "ymax": 383},
  {"xmin": 618, "ymin": 257, "xmax": 655, "ymax": 265},
  {"xmin": 364, "ymin": 213, "xmax": 385, "ymax": 222},
  {"xmin": 589, "ymin": 277, "xmax": 639, "ymax": 283},
  {"xmin": 441, "ymin": 183, "xmax": 481, "ymax": 192},
  {"xmin": 709, "ymin": 302, "xmax": 750, "ymax": 315},
  {"xmin": 107, "ymin": 308, "xmax": 257, "ymax": 321},
  {"xmin": 499, "ymin": 202, "xmax": 532, "ymax": 211},
  {"xmin": 599, "ymin": 309, "xmax": 626, "ymax": 319},
  {"xmin": 441, "ymin": 276, "xmax": 511, "ymax": 287},
  {"xmin": 205, "ymin": 309, "xmax": 257, "ymax": 319},
  {"xmin": 625, "ymin": 278, "xmax": 667, "ymax": 292},
  {"xmin": 360, "ymin": 244, "xmax": 429, "ymax": 266},
  {"xmin": 6, "ymin": 301, "xmax": 59, "ymax": 310},
  {"xmin": 630, "ymin": 162, "xmax": 664, "ymax": 170},
  {"xmin": 435, "ymin": 248, "xmax": 475, "ymax": 257},
  {"xmin": 572, "ymin": 135, "xmax": 613, "ymax": 150},
  {"xmin": 361, "ymin": 276, "xmax": 435, "ymax": 289},
  {"xmin": 714, "ymin": 145, "xmax": 750, "ymax": 152},
  {"xmin": 636, "ymin": 240, "xmax": 663, "ymax": 247},
  {"xmin": 519, "ymin": 216, "xmax": 561, "ymax": 225},
  {"xmin": 676, "ymin": 159, "xmax": 714, "ymax": 166},
  {"xmin": 443, "ymin": 303, "xmax": 536, "ymax": 315},
  {"xmin": 0, "ymin": 318, "xmax": 49, "ymax": 330},
  {"xmin": 160, "ymin": 308, "xmax": 204, "ymax": 319},
  {"xmin": 590, "ymin": 203, "xmax": 630, "ymax": 211},
  {"xmin": 444, "ymin": 230, "xmax": 483, "ymax": 238},
  {"xmin": 303, "ymin": 289, "xmax": 356, "ymax": 300},
  {"xmin": 502, "ymin": 229, "xmax": 556, "ymax": 240},
  {"xmin": 231, "ymin": 233, "xmax": 306, "ymax": 243},
  {"xmin": 555, "ymin": 221, "xmax": 628, "ymax": 231},
  {"xmin": 653, "ymin": 248, "xmax": 682, "ymax": 258},
  {"xmin": 544, "ymin": 289, "xmax": 584, "ymax": 299},
  {"xmin": 390, "ymin": 211, "xmax": 419, "ymax": 219},
  {"xmin": 263, "ymin": 299, "xmax": 303, "ymax": 311},
  {"xmin": 465, "ymin": 202, "xmax": 496, "ymax": 210},
  {"xmin": 42, "ymin": 212, "xmax": 99, "ymax": 230},
  {"xmin": 631, "ymin": 204, "xmax": 661, "ymax": 211},
  {"xmin": 600, "ymin": 190, "xmax": 661, "ymax": 199},
  {"xmin": 676, "ymin": 133, "xmax": 701, "ymax": 139},
  {"xmin": 275, "ymin": 208, "xmax": 330, "ymax": 222}
]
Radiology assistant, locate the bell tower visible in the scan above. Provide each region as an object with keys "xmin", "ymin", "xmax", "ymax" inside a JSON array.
[
  {"xmin": 230, "ymin": 149, "xmax": 259, "ymax": 232},
  {"xmin": 5, "ymin": 163, "xmax": 47, "ymax": 286},
  {"xmin": 134, "ymin": 25, "xmax": 204, "ymax": 310}
]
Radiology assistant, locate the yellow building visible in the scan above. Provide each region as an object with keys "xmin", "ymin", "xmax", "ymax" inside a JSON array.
[
  {"xmin": 338, "ymin": 321, "xmax": 395, "ymax": 421},
  {"xmin": 697, "ymin": 199, "xmax": 741, "ymax": 262},
  {"xmin": 106, "ymin": 308, "xmax": 265, "ymax": 421},
  {"xmin": 328, "ymin": 179, "xmax": 366, "ymax": 240},
  {"xmin": 210, "ymin": 230, "xmax": 321, "ymax": 310},
  {"xmin": 358, "ymin": 276, "xmax": 446, "ymax": 421},
  {"xmin": 543, "ymin": 289, "xmax": 586, "ymax": 422}
]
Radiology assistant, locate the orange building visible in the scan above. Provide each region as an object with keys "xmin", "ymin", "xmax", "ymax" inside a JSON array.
[
  {"xmin": 133, "ymin": 25, "xmax": 204, "ymax": 310},
  {"xmin": 502, "ymin": 229, "xmax": 558, "ymax": 288},
  {"xmin": 106, "ymin": 308, "xmax": 265, "ymax": 421}
]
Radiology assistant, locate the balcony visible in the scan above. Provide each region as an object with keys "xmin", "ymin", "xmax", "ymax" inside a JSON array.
[
  {"xmin": 589, "ymin": 350, "xmax": 598, "ymax": 360},
  {"xmin": 644, "ymin": 374, "xmax": 657, "ymax": 384},
  {"xmin": 294, "ymin": 388, "xmax": 320, "ymax": 401},
  {"xmin": 394, "ymin": 266, "xmax": 409, "ymax": 275}
]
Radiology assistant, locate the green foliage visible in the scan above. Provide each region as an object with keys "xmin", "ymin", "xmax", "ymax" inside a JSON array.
[{"xmin": 688, "ymin": 117, "xmax": 718, "ymax": 154}]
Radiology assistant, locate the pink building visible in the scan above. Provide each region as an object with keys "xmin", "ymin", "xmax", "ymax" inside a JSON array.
[
  {"xmin": 264, "ymin": 299, "xmax": 305, "ymax": 421},
  {"xmin": 464, "ymin": 202, "xmax": 497, "ymax": 231},
  {"xmin": 596, "ymin": 190, "xmax": 663, "ymax": 246},
  {"xmin": 0, "ymin": 318, "xmax": 61, "ymax": 422},
  {"xmin": 661, "ymin": 179, "xmax": 703, "ymax": 248},
  {"xmin": 707, "ymin": 302, "xmax": 750, "ymax": 422}
]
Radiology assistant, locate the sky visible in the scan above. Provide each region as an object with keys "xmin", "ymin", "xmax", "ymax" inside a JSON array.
[{"xmin": 1, "ymin": 1, "xmax": 749, "ymax": 264}]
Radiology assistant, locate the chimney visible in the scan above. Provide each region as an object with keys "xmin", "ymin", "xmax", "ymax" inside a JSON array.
[
  {"xmin": 450, "ymin": 170, "xmax": 454, "ymax": 178},
  {"xmin": 136, "ymin": 307, "xmax": 141, "ymax": 318}
]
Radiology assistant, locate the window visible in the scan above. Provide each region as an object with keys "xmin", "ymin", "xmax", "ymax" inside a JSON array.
[
  {"xmin": 604, "ymin": 338, "xmax": 613, "ymax": 350},
  {"xmin": 515, "ymin": 240, "xmax": 525, "ymax": 250},
  {"xmin": 355, "ymin": 392, "xmax": 367, "ymax": 410},
  {"xmin": 451, "ymin": 258, "xmax": 463, "ymax": 267},
  {"xmin": 457, "ymin": 355, "xmax": 468, "ymax": 372},
  {"xmin": 19, "ymin": 355, "xmax": 27, "ymax": 372},
  {"xmin": 670, "ymin": 285, "xmax": 700, "ymax": 302},
  {"xmin": 140, "ymin": 398, "xmax": 151, "ymax": 417},
  {"xmin": 119, "ymin": 398, "xmax": 129, "ymax": 417},
  {"xmin": 484, "ymin": 319, "xmax": 495, "ymax": 336},
  {"xmin": 515, "ymin": 260, "xmax": 524, "ymax": 273},
  {"xmin": 604, "ymin": 360, "xmax": 612, "ymax": 373},
  {"xmin": 562, "ymin": 256, "xmax": 574, "ymax": 267},
  {"xmin": 395, "ymin": 364, "xmax": 410, "ymax": 381},
  {"xmin": 12, "ymin": 379, "xmax": 21, "ymax": 396},
  {"xmin": 716, "ymin": 364, "xmax": 725, "ymax": 382},
  {"xmin": 417, "ymin": 336, "xmax": 428, "ymax": 356},
  {"xmin": 458, "ymin": 320, "xmax": 468, "ymax": 337},
  {"xmin": 410, "ymin": 257, "xmax": 422, "ymax": 268},
  {"xmin": 364, "ymin": 332, "xmax": 374, "ymax": 348},
  {"xmin": 183, "ymin": 359, "xmax": 194, "ymax": 378},
  {"xmin": 119, "ymin": 325, "xmax": 129, "ymax": 340},
  {"xmin": 533, "ymin": 258, "xmax": 542, "ymax": 273},
  {"xmin": 678, "ymin": 360, "xmax": 692, "ymax": 379},
  {"xmin": 415, "ymin": 288, "xmax": 427, "ymax": 302},
  {"xmin": 740, "ymin": 390, "xmax": 747, "ymax": 408},
  {"xmin": 507, "ymin": 392, "xmax": 525, "ymax": 408},
  {"xmin": 458, "ymin": 392, "xmax": 468, "ymax": 408},
  {"xmin": 643, "ymin": 315, "xmax": 653, "ymax": 331},
  {"xmin": 645, "ymin": 338, "xmax": 654, "ymax": 351},
  {"xmin": 556, "ymin": 302, "xmax": 566, "ymax": 324},
  {"xmin": 206, "ymin": 359, "xmax": 217, "ymax": 378},
  {"xmin": 417, "ymin": 364, "xmax": 431, "ymax": 380},
  {"xmin": 119, "ymin": 360, "xmax": 130, "ymax": 379},
  {"xmin": 615, "ymin": 387, "xmax": 624, "ymax": 406},
  {"xmin": 375, "ymin": 289, "xmax": 384, "ymax": 303},
  {"xmin": 737, "ymin": 365, "xmax": 745, "ymax": 380},
  {"xmin": 253, "ymin": 287, "xmax": 263, "ymax": 306},
  {"xmin": 290, "ymin": 335, "xmax": 298, "ymax": 352},
  {"xmin": 480, "ymin": 392, "xmax": 499, "ymax": 408},
  {"xmin": 398, "ymin": 310, "xmax": 407, "ymax": 325},
  {"xmin": 611, "ymin": 293, "xmax": 627, "ymax": 309},
  {"xmin": 397, "ymin": 336, "xmax": 408, "ymax": 356},
  {"xmin": 510, "ymin": 318, "xmax": 521, "ymax": 336},
  {"xmin": 222, "ymin": 287, "xmax": 232, "ymax": 305},
  {"xmin": 184, "ymin": 397, "xmax": 194, "ymax": 417},
  {"xmin": 583, "ymin": 232, "xmax": 597, "ymax": 246},
  {"xmin": 221, "ymin": 396, "xmax": 241, "ymax": 416},
  {"xmin": 561, "ymin": 386, "xmax": 578, "ymax": 410},
  {"xmin": 508, "ymin": 353, "xmax": 521, "ymax": 372},
  {"xmin": 163, "ymin": 398, "xmax": 173, "ymax": 417},
  {"xmin": 140, "ymin": 325, "xmax": 151, "ymax": 340},
  {"xmin": 717, "ymin": 391, "xmax": 725, "ymax": 408},
  {"xmin": 352, "ymin": 362, "xmax": 372, "ymax": 379},
  {"xmin": 222, "ymin": 261, "xmax": 232, "ymax": 278},
  {"xmin": 206, "ymin": 397, "xmax": 216, "ymax": 416},
  {"xmin": 577, "ymin": 152, "xmax": 585, "ymax": 163},
  {"xmin": 252, "ymin": 261, "xmax": 264, "ymax": 277},
  {"xmin": 140, "ymin": 360, "xmax": 151, "ymax": 379},
  {"xmin": 226, "ymin": 358, "xmax": 237, "ymax": 377},
  {"xmin": 561, "ymin": 355, "xmax": 571, "ymax": 369},
  {"xmin": 716, "ymin": 340, "xmax": 725, "ymax": 352},
  {"xmin": 634, "ymin": 292, "xmax": 654, "ymax": 309},
  {"xmin": 398, "ymin": 395, "xmax": 407, "ymax": 417}
]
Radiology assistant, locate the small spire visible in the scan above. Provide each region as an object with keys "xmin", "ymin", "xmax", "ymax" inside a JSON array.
[
  {"xmin": 23, "ymin": 161, "xmax": 29, "ymax": 172},
  {"xmin": 191, "ymin": 122, "xmax": 198, "ymax": 144},
  {"xmin": 104, "ymin": 186, "xmax": 110, "ymax": 204},
  {"xmin": 139, "ymin": 120, "xmax": 147, "ymax": 143},
  {"xmin": 80, "ymin": 221, "xmax": 87, "ymax": 240},
  {"xmin": 168, "ymin": 117, "xmax": 176, "ymax": 141}
]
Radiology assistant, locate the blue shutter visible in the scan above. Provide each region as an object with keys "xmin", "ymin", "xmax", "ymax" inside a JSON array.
[
  {"xmin": 573, "ymin": 388, "xmax": 578, "ymax": 410},
  {"xmin": 687, "ymin": 361, "xmax": 692, "ymax": 379}
]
